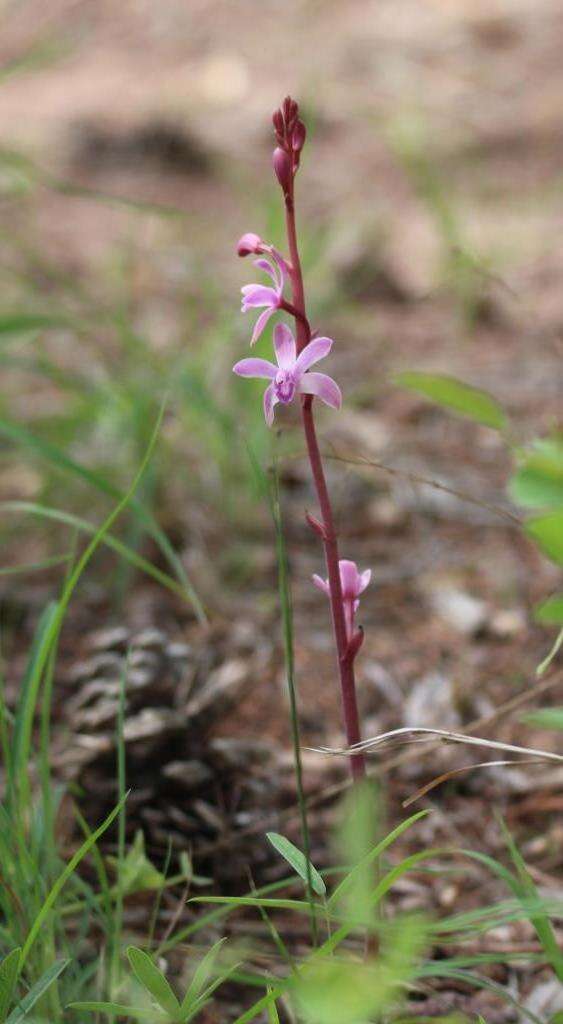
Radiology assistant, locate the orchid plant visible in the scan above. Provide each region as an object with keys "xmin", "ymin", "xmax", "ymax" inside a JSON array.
[{"xmin": 233, "ymin": 96, "xmax": 370, "ymax": 781}]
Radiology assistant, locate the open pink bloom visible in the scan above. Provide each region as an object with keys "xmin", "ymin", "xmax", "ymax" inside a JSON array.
[
  {"xmin": 313, "ymin": 559, "xmax": 371, "ymax": 640},
  {"xmin": 233, "ymin": 323, "xmax": 342, "ymax": 426},
  {"xmin": 241, "ymin": 249, "xmax": 289, "ymax": 345}
]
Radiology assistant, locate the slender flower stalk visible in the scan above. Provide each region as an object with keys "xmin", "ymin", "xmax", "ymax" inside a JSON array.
[{"xmin": 234, "ymin": 97, "xmax": 368, "ymax": 781}]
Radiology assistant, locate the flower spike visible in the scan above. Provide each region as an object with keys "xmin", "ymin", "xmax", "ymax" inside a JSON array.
[{"xmin": 233, "ymin": 323, "xmax": 341, "ymax": 426}]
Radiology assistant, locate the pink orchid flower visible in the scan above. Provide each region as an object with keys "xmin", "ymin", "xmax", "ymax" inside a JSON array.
[
  {"xmin": 240, "ymin": 249, "xmax": 289, "ymax": 345},
  {"xmin": 233, "ymin": 323, "xmax": 342, "ymax": 427},
  {"xmin": 313, "ymin": 559, "xmax": 371, "ymax": 640}
]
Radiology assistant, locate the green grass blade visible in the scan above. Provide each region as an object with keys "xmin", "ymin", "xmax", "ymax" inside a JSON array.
[
  {"xmin": 6, "ymin": 958, "xmax": 70, "ymax": 1024},
  {"xmin": 418, "ymin": 966, "xmax": 542, "ymax": 1024},
  {"xmin": 68, "ymin": 1002, "xmax": 163, "ymax": 1021},
  {"xmin": 11, "ymin": 601, "xmax": 59, "ymax": 806},
  {"xmin": 268, "ymin": 451, "xmax": 318, "ymax": 942},
  {"xmin": 266, "ymin": 993, "xmax": 280, "ymax": 1024},
  {"xmin": 191, "ymin": 897, "xmax": 308, "ymax": 913},
  {"xmin": 0, "ymin": 501, "xmax": 189, "ymax": 602},
  {"xmin": 0, "ymin": 313, "xmax": 71, "ymax": 338},
  {"xmin": 0, "ymin": 554, "xmax": 70, "ymax": 577},
  {"xmin": 19, "ymin": 794, "xmax": 128, "ymax": 968},
  {"xmin": 328, "ymin": 810, "xmax": 429, "ymax": 909},
  {"xmin": 464, "ymin": 847, "xmax": 563, "ymax": 980},
  {"xmin": 0, "ymin": 949, "xmax": 21, "ymax": 1019},
  {"xmin": 0, "ymin": 417, "xmax": 205, "ymax": 621},
  {"xmin": 501, "ymin": 823, "xmax": 563, "ymax": 981}
]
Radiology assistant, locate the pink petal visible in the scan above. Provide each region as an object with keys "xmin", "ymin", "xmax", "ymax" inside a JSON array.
[
  {"xmin": 263, "ymin": 382, "xmax": 278, "ymax": 426},
  {"xmin": 312, "ymin": 573, "xmax": 330, "ymax": 596},
  {"xmin": 298, "ymin": 372, "xmax": 342, "ymax": 410},
  {"xmin": 274, "ymin": 323, "xmax": 296, "ymax": 369},
  {"xmin": 294, "ymin": 336, "xmax": 333, "ymax": 376},
  {"xmin": 339, "ymin": 559, "xmax": 360, "ymax": 597},
  {"xmin": 233, "ymin": 358, "xmax": 277, "ymax": 379},
  {"xmin": 250, "ymin": 307, "xmax": 275, "ymax": 345},
  {"xmin": 359, "ymin": 569, "xmax": 372, "ymax": 593},
  {"xmin": 241, "ymin": 285, "xmax": 278, "ymax": 309},
  {"xmin": 253, "ymin": 257, "xmax": 278, "ymax": 286}
]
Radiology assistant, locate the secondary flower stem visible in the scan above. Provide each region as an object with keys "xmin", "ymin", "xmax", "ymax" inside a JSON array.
[{"xmin": 284, "ymin": 195, "xmax": 366, "ymax": 782}]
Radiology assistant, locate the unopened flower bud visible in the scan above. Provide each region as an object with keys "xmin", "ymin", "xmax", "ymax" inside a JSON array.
[
  {"xmin": 237, "ymin": 232, "xmax": 263, "ymax": 257},
  {"xmin": 292, "ymin": 119, "xmax": 306, "ymax": 153},
  {"xmin": 283, "ymin": 96, "xmax": 298, "ymax": 129},
  {"xmin": 273, "ymin": 146, "xmax": 292, "ymax": 194},
  {"xmin": 272, "ymin": 109, "xmax": 284, "ymax": 134},
  {"xmin": 346, "ymin": 626, "xmax": 365, "ymax": 662},
  {"xmin": 306, "ymin": 511, "xmax": 327, "ymax": 539}
]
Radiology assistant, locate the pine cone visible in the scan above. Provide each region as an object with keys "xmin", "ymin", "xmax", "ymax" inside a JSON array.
[{"xmin": 55, "ymin": 621, "xmax": 280, "ymax": 883}]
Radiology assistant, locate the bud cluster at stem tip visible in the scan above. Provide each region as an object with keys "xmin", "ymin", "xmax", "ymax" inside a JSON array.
[{"xmin": 272, "ymin": 95, "xmax": 306, "ymax": 197}]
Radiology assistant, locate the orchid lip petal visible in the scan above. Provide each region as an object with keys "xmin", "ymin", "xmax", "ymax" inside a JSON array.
[
  {"xmin": 298, "ymin": 371, "xmax": 342, "ymax": 410},
  {"xmin": 294, "ymin": 336, "xmax": 333, "ymax": 376},
  {"xmin": 233, "ymin": 358, "xmax": 277, "ymax": 379},
  {"xmin": 250, "ymin": 307, "xmax": 275, "ymax": 345},
  {"xmin": 274, "ymin": 323, "xmax": 297, "ymax": 369},
  {"xmin": 263, "ymin": 382, "xmax": 278, "ymax": 426}
]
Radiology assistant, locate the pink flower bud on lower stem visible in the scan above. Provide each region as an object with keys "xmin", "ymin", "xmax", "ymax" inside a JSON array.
[
  {"xmin": 273, "ymin": 146, "xmax": 293, "ymax": 195},
  {"xmin": 305, "ymin": 511, "xmax": 327, "ymax": 539}
]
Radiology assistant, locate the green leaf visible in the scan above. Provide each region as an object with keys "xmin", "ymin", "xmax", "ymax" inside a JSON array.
[
  {"xmin": 291, "ymin": 915, "xmax": 427, "ymax": 1024},
  {"xmin": 522, "ymin": 708, "xmax": 563, "ymax": 730},
  {"xmin": 0, "ymin": 949, "xmax": 21, "ymax": 1019},
  {"xmin": 509, "ymin": 438, "xmax": 563, "ymax": 509},
  {"xmin": 126, "ymin": 947, "xmax": 180, "ymax": 1018},
  {"xmin": 396, "ymin": 371, "xmax": 507, "ymax": 430},
  {"xmin": 526, "ymin": 511, "xmax": 563, "ymax": 565},
  {"xmin": 266, "ymin": 833, "xmax": 326, "ymax": 896},
  {"xmin": 180, "ymin": 938, "xmax": 226, "ymax": 1016},
  {"xmin": 6, "ymin": 959, "xmax": 69, "ymax": 1023},
  {"xmin": 107, "ymin": 831, "xmax": 166, "ymax": 895},
  {"xmin": 535, "ymin": 593, "xmax": 563, "ymax": 623}
]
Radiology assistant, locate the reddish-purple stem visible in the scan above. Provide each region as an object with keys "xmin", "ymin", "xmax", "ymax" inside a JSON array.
[{"xmin": 284, "ymin": 193, "xmax": 366, "ymax": 782}]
